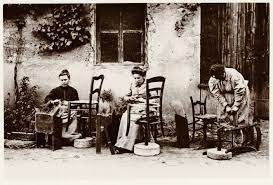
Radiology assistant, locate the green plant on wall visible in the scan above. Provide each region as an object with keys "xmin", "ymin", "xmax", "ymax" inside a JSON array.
[
  {"xmin": 4, "ymin": 76, "xmax": 41, "ymax": 137},
  {"xmin": 32, "ymin": 4, "xmax": 91, "ymax": 53}
]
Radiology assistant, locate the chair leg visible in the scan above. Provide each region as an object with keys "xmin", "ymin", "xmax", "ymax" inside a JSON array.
[
  {"xmin": 52, "ymin": 135, "xmax": 55, "ymax": 151},
  {"xmin": 139, "ymin": 125, "xmax": 144, "ymax": 142},
  {"xmin": 154, "ymin": 125, "xmax": 157, "ymax": 143},
  {"xmin": 149, "ymin": 125, "xmax": 154, "ymax": 143},
  {"xmin": 77, "ymin": 115, "xmax": 83, "ymax": 137},
  {"xmin": 192, "ymin": 121, "xmax": 196, "ymax": 142},
  {"xmin": 254, "ymin": 126, "xmax": 262, "ymax": 150},
  {"xmin": 145, "ymin": 124, "xmax": 149, "ymax": 146},
  {"xmin": 52, "ymin": 133, "xmax": 62, "ymax": 151},
  {"xmin": 36, "ymin": 133, "xmax": 46, "ymax": 148},
  {"xmin": 231, "ymin": 131, "xmax": 234, "ymax": 148},
  {"xmin": 96, "ymin": 116, "xmax": 101, "ymax": 154},
  {"xmin": 53, "ymin": 117, "xmax": 62, "ymax": 151},
  {"xmin": 36, "ymin": 132, "xmax": 39, "ymax": 148},
  {"xmin": 217, "ymin": 128, "xmax": 222, "ymax": 151},
  {"xmin": 104, "ymin": 127, "xmax": 115, "ymax": 155},
  {"xmin": 203, "ymin": 121, "xmax": 207, "ymax": 143},
  {"xmin": 160, "ymin": 121, "xmax": 164, "ymax": 137},
  {"xmin": 244, "ymin": 127, "xmax": 254, "ymax": 145}
]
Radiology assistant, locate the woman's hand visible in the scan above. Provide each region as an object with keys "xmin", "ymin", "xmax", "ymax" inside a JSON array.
[
  {"xmin": 130, "ymin": 96, "xmax": 138, "ymax": 101},
  {"xmin": 62, "ymin": 100, "xmax": 69, "ymax": 106},
  {"xmin": 124, "ymin": 95, "xmax": 137, "ymax": 102},
  {"xmin": 137, "ymin": 97, "xmax": 145, "ymax": 103},
  {"xmin": 48, "ymin": 99, "xmax": 61, "ymax": 105}
]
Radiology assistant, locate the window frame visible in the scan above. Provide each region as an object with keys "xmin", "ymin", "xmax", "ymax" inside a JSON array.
[{"xmin": 95, "ymin": 4, "xmax": 146, "ymax": 65}]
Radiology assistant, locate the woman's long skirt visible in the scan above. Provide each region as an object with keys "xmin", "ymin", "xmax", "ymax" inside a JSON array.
[{"xmin": 115, "ymin": 105, "xmax": 145, "ymax": 151}]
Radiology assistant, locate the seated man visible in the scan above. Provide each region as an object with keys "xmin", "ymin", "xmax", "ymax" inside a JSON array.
[{"xmin": 44, "ymin": 69, "xmax": 81, "ymax": 144}]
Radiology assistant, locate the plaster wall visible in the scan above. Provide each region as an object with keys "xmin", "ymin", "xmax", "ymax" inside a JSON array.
[
  {"xmin": 146, "ymin": 4, "xmax": 201, "ymax": 121},
  {"xmin": 3, "ymin": 4, "xmax": 202, "ymax": 123}
]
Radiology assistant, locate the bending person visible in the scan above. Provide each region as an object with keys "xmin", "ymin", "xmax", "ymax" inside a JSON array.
[{"xmin": 208, "ymin": 64, "xmax": 253, "ymax": 126}]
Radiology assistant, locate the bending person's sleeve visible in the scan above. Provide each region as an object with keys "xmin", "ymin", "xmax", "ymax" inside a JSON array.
[
  {"xmin": 208, "ymin": 78, "xmax": 228, "ymax": 108},
  {"xmin": 231, "ymin": 71, "xmax": 246, "ymax": 108}
]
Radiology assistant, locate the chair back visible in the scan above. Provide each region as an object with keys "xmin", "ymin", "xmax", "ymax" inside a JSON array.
[
  {"xmin": 145, "ymin": 76, "xmax": 165, "ymax": 144},
  {"xmin": 190, "ymin": 95, "xmax": 207, "ymax": 121},
  {"xmin": 146, "ymin": 76, "xmax": 165, "ymax": 116},
  {"xmin": 89, "ymin": 74, "xmax": 104, "ymax": 113}
]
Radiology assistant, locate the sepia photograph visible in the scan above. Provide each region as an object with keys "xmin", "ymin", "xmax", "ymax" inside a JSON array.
[{"xmin": 1, "ymin": 1, "xmax": 271, "ymax": 184}]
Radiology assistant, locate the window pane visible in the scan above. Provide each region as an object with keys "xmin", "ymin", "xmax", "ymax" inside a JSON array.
[
  {"xmin": 124, "ymin": 33, "xmax": 142, "ymax": 63},
  {"xmin": 99, "ymin": 5, "xmax": 119, "ymax": 30},
  {"xmin": 101, "ymin": 33, "xmax": 118, "ymax": 63},
  {"xmin": 122, "ymin": 4, "xmax": 144, "ymax": 30}
]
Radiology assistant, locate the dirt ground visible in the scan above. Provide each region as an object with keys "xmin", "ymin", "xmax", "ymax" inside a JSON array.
[{"xmin": 3, "ymin": 120, "xmax": 271, "ymax": 185}]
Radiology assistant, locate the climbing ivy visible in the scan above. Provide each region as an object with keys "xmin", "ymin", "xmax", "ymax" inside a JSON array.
[
  {"xmin": 146, "ymin": 3, "xmax": 199, "ymax": 37},
  {"xmin": 175, "ymin": 3, "xmax": 199, "ymax": 37},
  {"xmin": 32, "ymin": 4, "xmax": 91, "ymax": 53}
]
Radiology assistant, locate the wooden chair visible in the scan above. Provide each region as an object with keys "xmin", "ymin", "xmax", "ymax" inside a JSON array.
[
  {"xmin": 35, "ymin": 107, "xmax": 62, "ymax": 151},
  {"xmin": 127, "ymin": 76, "xmax": 165, "ymax": 145},
  {"xmin": 190, "ymin": 96, "xmax": 217, "ymax": 145}
]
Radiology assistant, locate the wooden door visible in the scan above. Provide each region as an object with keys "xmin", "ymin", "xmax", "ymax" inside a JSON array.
[{"xmin": 201, "ymin": 3, "xmax": 269, "ymax": 119}]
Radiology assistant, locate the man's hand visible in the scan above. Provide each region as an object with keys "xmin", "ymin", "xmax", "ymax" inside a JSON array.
[
  {"xmin": 231, "ymin": 106, "xmax": 239, "ymax": 113},
  {"xmin": 225, "ymin": 105, "xmax": 232, "ymax": 113}
]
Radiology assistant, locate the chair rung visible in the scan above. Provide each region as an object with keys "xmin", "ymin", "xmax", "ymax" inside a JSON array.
[
  {"xmin": 137, "ymin": 120, "xmax": 160, "ymax": 125},
  {"xmin": 149, "ymin": 122, "xmax": 160, "ymax": 125},
  {"xmin": 149, "ymin": 96, "xmax": 161, "ymax": 99}
]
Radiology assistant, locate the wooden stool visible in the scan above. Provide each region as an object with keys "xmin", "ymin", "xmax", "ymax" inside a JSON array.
[{"xmin": 216, "ymin": 121, "xmax": 261, "ymax": 154}]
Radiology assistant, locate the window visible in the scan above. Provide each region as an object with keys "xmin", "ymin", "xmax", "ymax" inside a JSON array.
[{"xmin": 96, "ymin": 4, "xmax": 145, "ymax": 64}]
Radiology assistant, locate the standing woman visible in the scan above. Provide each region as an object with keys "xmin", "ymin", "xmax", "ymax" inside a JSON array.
[
  {"xmin": 208, "ymin": 64, "xmax": 253, "ymax": 126},
  {"xmin": 114, "ymin": 66, "xmax": 147, "ymax": 153}
]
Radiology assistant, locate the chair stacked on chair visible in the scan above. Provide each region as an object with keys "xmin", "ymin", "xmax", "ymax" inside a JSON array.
[
  {"xmin": 190, "ymin": 96, "xmax": 217, "ymax": 146},
  {"xmin": 88, "ymin": 75, "xmax": 105, "ymax": 136},
  {"xmin": 68, "ymin": 75, "xmax": 104, "ymax": 138},
  {"xmin": 67, "ymin": 75, "xmax": 114, "ymax": 154}
]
